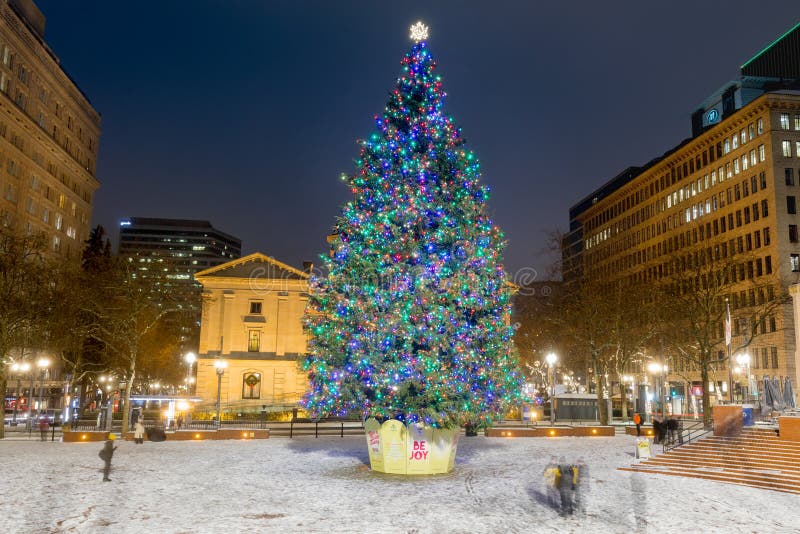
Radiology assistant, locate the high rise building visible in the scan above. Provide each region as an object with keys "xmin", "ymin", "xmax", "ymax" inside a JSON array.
[
  {"xmin": 118, "ymin": 217, "xmax": 242, "ymax": 358},
  {"xmin": 118, "ymin": 217, "xmax": 241, "ymax": 279},
  {"xmin": 565, "ymin": 22, "xmax": 800, "ymax": 407},
  {"xmin": 0, "ymin": 0, "xmax": 101, "ymax": 257}
]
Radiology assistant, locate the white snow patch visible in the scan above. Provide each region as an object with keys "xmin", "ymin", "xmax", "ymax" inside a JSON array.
[{"xmin": 0, "ymin": 435, "xmax": 798, "ymax": 533}]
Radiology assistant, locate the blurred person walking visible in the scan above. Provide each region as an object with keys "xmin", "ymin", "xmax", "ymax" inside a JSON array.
[
  {"xmin": 38, "ymin": 413, "xmax": 49, "ymax": 441},
  {"xmin": 134, "ymin": 419, "xmax": 145, "ymax": 445},
  {"xmin": 543, "ymin": 456, "xmax": 560, "ymax": 509},
  {"xmin": 556, "ymin": 456, "xmax": 575, "ymax": 516},
  {"xmin": 99, "ymin": 434, "xmax": 117, "ymax": 481}
]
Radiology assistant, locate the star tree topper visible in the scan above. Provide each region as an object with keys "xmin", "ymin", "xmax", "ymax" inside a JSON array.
[{"xmin": 409, "ymin": 21, "xmax": 429, "ymax": 42}]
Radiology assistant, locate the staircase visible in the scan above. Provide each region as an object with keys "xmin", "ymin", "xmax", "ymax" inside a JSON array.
[{"xmin": 620, "ymin": 428, "xmax": 800, "ymax": 494}]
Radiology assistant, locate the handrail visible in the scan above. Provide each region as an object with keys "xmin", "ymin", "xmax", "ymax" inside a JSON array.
[{"xmin": 663, "ymin": 420, "xmax": 712, "ymax": 452}]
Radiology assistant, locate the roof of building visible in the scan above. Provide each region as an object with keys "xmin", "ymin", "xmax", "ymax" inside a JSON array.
[{"xmin": 194, "ymin": 252, "xmax": 310, "ymax": 281}]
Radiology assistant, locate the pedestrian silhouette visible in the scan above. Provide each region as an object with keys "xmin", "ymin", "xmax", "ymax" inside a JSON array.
[{"xmin": 98, "ymin": 434, "xmax": 117, "ymax": 481}]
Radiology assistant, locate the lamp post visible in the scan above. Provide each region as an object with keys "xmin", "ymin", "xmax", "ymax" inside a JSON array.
[
  {"xmin": 10, "ymin": 362, "xmax": 30, "ymax": 425},
  {"xmin": 545, "ymin": 352, "xmax": 557, "ymax": 425},
  {"xmin": 647, "ymin": 362, "xmax": 667, "ymax": 421},
  {"xmin": 736, "ymin": 352, "xmax": 751, "ymax": 403},
  {"xmin": 184, "ymin": 352, "xmax": 197, "ymax": 396},
  {"xmin": 214, "ymin": 359, "xmax": 227, "ymax": 428}
]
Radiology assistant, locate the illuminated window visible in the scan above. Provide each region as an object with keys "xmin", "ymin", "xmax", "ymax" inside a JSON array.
[
  {"xmin": 248, "ymin": 330, "xmax": 260, "ymax": 352},
  {"xmin": 757, "ymin": 118, "xmax": 764, "ymax": 134},
  {"xmin": 724, "ymin": 139, "xmax": 730, "ymax": 154},
  {"xmin": 791, "ymin": 254, "xmax": 800, "ymax": 273},
  {"xmin": 783, "ymin": 141, "xmax": 792, "ymax": 157},
  {"xmin": 759, "ymin": 145, "xmax": 765, "ymax": 162},
  {"xmin": 242, "ymin": 372, "xmax": 261, "ymax": 399},
  {"xmin": 795, "ymin": 115, "xmax": 800, "ymax": 131},
  {"xmin": 780, "ymin": 113, "xmax": 790, "ymax": 130}
]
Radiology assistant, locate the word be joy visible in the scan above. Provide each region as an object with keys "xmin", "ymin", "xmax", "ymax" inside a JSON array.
[{"xmin": 409, "ymin": 440, "xmax": 429, "ymax": 460}]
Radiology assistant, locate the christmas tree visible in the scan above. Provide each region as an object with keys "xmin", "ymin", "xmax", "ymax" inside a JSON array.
[{"xmin": 303, "ymin": 23, "xmax": 521, "ymax": 428}]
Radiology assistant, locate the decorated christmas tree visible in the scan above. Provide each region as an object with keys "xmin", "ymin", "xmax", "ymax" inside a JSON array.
[{"xmin": 303, "ymin": 23, "xmax": 521, "ymax": 429}]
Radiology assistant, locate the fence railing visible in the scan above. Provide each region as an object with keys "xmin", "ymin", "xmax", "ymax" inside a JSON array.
[
  {"xmin": 289, "ymin": 417, "xmax": 364, "ymax": 438},
  {"xmin": 662, "ymin": 420, "xmax": 711, "ymax": 452}
]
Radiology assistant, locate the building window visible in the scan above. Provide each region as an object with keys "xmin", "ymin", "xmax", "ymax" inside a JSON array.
[
  {"xmin": 783, "ymin": 141, "xmax": 792, "ymax": 157},
  {"xmin": 765, "ymin": 255, "xmax": 772, "ymax": 274},
  {"xmin": 795, "ymin": 115, "xmax": 800, "ymax": 131},
  {"xmin": 760, "ymin": 171, "xmax": 767, "ymax": 189},
  {"xmin": 249, "ymin": 301, "xmax": 262, "ymax": 314},
  {"xmin": 759, "ymin": 144, "xmax": 765, "ymax": 162},
  {"xmin": 780, "ymin": 113, "xmax": 791, "ymax": 130},
  {"xmin": 242, "ymin": 372, "xmax": 261, "ymax": 399},
  {"xmin": 771, "ymin": 347, "xmax": 778, "ymax": 369},
  {"xmin": 724, "ymin": 139, "xmax": 730, "ymax": 154},
  {"xmin": 761, "ymin": 200, "xmax": 769, "ymax": 217},
  {"xmin": 248, "ymin": 330, "xmax": 260, "ymax": 352},
  {"xmin": 791, "ymin": 254, "xmax": 800, "ymax": 272},
  {"xmin": 790, "ymin": 225, "xmax": 798, "ymax": 243},
  {"xmin": 787, "ymin": 168, "xmax": 795, "ymax": 186},
  {"xmin": 52, "ymin": 235, "xmax": 60, "ymax": 252},
  {"xmin": 788, "ymin": 196, "xmax": 797, "ymax": 214},
  {"xmin": 764, "ymin": 227, "xmax": 771, "ymax": 245}
]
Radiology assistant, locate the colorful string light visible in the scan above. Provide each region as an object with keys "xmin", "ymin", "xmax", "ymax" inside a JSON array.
[{"xmin": 302, "ymin": 36, "xmax": 522, "ymax": 429}]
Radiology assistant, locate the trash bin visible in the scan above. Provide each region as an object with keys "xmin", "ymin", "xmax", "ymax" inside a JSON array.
[{"xmin": 742, "ymin": 405, "xmax": 754, "ymax": 427}]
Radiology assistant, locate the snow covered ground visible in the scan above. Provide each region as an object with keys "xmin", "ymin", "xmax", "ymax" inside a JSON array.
[{"xmin": 1, "ymin": 434, "xmax": 798, "ymax": 533}]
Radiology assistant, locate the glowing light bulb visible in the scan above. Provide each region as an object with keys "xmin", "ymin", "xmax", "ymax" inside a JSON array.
[{"xmin": 409, "ymin": 21, "xmax": 429, "ymax": 42}]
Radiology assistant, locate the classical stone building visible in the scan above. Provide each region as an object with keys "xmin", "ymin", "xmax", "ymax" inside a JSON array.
[
  {"xmin": 565, "ymin": 23, "xmax": 800, "ymax": 409},
  {"xmin": 0, "ymin": 0, "xmax": 101, "ymax": 257},
  {"xmin": 194, "ymin": 253, "xmax": 311, "ymax": 413}
]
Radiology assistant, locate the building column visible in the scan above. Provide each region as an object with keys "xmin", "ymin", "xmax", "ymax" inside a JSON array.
[{"xmin": 788, "ymin": 284, "xmax": 800, "ymax": 404}]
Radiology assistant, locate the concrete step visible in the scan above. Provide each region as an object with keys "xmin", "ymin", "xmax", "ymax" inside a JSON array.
[{"xmin": 620, "ymin": 466, "xmax": 800, "ymax": 495}]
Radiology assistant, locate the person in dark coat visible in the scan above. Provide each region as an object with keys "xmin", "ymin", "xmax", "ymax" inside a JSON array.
[
  {"xmin": 652, "ymin": 418, "xmax": 663, "ymax": 444},
  {"xmin": 38, "ymin": 414, "xmax": 49, "ymax": 441},
  {"xmin": 666, "ymin": 418, "xmax": 679, "ymax": 444},
  {"xmin": 99, "ymin": 434, "xmax": 117, "ymax": 481},
  {"xmin": 556, "ymin": 456, "xmax": 575, "ymax": 516}
]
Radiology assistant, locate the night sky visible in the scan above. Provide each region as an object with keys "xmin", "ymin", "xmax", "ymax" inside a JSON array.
[{"xmin": 35, "ymin": 1, "xmax": 799, "ymax": 279}]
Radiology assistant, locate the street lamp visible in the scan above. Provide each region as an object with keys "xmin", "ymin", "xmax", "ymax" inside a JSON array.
[
  {"xmin": 647, "ymin": 362, "xmax": 667, "ymax": 421},
  {"xmin": 10, "ymin": 362, "xmax": 30, "ymax": 425},
  {"xmin": 736, "ymin": 352, "xmax": 751, "ymax": 403},
  {"xmin": 545, "ymin": 352, "xmax": 557, "ymax": 425},
  {"xmin": 214, "ymin": 359, "xmax": 227, "ymax": 428},
  {"xmin": 184, "ymin": 352, "xmax": 197, "ymax": 395}
]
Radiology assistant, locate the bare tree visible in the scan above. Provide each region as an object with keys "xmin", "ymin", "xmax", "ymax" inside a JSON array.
[
  {"xmin": 84, "ymin": 259, "xmax": 177, "ymax": 433},
  {"xmin": 0, "ymin": 230, "xmax": 49, "ymax": 438},
  {"xmin": 657, "ymin": 240, "xmax": 788, "ymax": 428}
]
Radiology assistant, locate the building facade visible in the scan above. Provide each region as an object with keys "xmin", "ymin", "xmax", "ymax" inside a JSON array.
[
  {"xmin": 566, "ymin": 23, "xmax": 800, "ymax": 408},
  {"xmin": 194, "ymin": 253, "xmax": 311, "ymax": 413},
  {"xmin": 119, "ymin": 217, "xmax": 241, "ymax": 276},
  {"xmin": 0, "ymin": 0, "xmax": 101, "ymax": 257}
]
